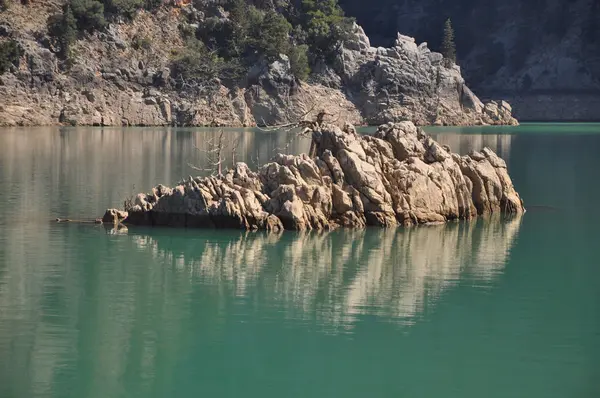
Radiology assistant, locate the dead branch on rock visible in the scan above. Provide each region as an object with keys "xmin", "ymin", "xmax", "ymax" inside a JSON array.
[
  {"xmin": 256, "ymin": 101, "xmax": 319, "ymax": 132},
  {"xmin": 188, "ymin": 130, "xmax": 227, "ymax": 176},
  {"xmin": 231, "ymin": 136, "xmax": 240, "ymax": 165},
  {"xmin": 251, "ymin": 148, "xmax": 261, "ymax": 169},
  {"xmin": 272, "ymin": 133, "xmax": 298, "ymax": 156},
  {"xmin": 121, "ymin": 184, "xmax": 136, "ymax": 212}
]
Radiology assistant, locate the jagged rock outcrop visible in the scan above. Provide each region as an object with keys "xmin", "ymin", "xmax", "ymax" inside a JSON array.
[
  {"xmin": 0, "ymin": 2, "xmax": 514, "ymax": 127},
  {"xmin": 102, "ymin": 209, "xmax": 129, "ymax": 224},
  {"xmin": 0, "ymin": 4, "xmax": 360, "ymax": 127},
  {"xmin": 334, "ymin": 25, "xmax": 518, "ymax": 126},
  {"xmin": 105, "ymin": 121, "xmax": 524, "ymax": 230},
  {"xmin": 338, "ymin": 0, "xmax": 600, "ymax": 121}
]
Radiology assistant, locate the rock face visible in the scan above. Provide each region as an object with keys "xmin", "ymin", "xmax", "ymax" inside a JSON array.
[
  {"xmin": 0, "ymin": 2, "xmax": 514, "ymax": 127},
  {"xmin": 0, "ymin": 5, "xmax": 360, "ymax": 128},
  {"xmin": 112, "ymin": 121, "xmax": 524, "ymax": 231},
  {"xmin": 102, "ymin": 209, "xmax": 129, "ymax": 224},
  {"xmin": 338, "ymin": 0, "xmax": 600, "ymax": 121},
  {"xmin": 335, "ymin": 25, "xmax": 518, "ymax": 126}
]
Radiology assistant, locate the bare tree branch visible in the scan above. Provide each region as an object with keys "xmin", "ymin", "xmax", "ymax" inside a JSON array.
[
  {"xmin": 256, "ymin": 101, "xmax": 319, "ymax": 132},
  {"xmin": 189, "ymin": 130, "xmax": 238, "ymax": 176}
]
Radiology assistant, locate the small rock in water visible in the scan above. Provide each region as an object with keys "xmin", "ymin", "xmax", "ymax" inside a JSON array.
[{"xmin": 102, "ymin": 209, "xmax": 129, "ymax": 224}]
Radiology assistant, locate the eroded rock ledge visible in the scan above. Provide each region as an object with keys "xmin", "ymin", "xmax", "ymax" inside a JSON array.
[{"xmin": 105, "ymin": 121, "xmax": 524, "ymax": 231}]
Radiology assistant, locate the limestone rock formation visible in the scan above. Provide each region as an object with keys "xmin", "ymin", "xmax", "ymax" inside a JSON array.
[
  {"xmin": 110, "ymin": 121, "xmax": 524, "ymax": 231},
  {"xmin": 335, "ymin": 25, "xmax": 518, "ymax": 126},
  {"xmin": 102, "ymin": 209, "xmax": 129, "ymax": 224},
  {"xmin": 0, "ymin": 2, "xmax": 514, "ymax": 127},
  {"xmin": 338, "ymin": 0, "xmax": 600, "ymax": 122}
]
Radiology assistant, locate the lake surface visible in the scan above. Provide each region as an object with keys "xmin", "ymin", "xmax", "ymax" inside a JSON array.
[{"xmin": 1, "ymin": 123, "xmax": 599, "ymax": 398}]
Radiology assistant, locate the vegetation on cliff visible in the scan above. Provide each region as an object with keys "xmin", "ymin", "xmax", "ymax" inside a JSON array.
[
  {"xmin": 46, "ymin": 0, "xmax": 158, "ymax": 58},
  {"xmin": 440, "ymin": 18, "xmax": 456, "ymax": 66},
  {"xmin": 44, "ymin": 0, "xmax": 354, "ymax": 83},
  {"xmin": 0, "ymin": 39, "xmax": 21, "ymax": 74},
  {"xmin": 183, "ymin": 0, "xmax": 354, "ymax": 82},
  {"xmin": 337, "ymin": 0, "xmax": 600, "ymax": 94},
  {"xmin": 0, "ymin": 0, "xmax": 519, "ymax": 127}
]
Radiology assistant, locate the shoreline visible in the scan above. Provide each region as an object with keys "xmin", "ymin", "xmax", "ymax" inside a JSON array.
[{"xmin": 0, "ymin": 120, "xmax": 521, "ymax": 129}]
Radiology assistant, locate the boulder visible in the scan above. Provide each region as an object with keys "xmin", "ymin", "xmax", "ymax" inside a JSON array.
[
  {"xmin": 344, "ymin": 23, "xmax": 371, "ymax": 53},
  {"xmin": 333, "ymin": 25, "xmax": 518, "ymax": 126},
  {"xmin": 102, "ymin": 209, "xmax": 129, "ymax": 224}
]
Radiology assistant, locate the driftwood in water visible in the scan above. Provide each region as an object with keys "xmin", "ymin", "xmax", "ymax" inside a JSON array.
[{"xmin": 55, "ymin": 218, "xmax": 103, "ymax": 224}]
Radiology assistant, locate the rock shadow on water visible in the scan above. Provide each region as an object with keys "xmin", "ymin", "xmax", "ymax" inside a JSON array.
[{"xmin": 127, "ymin": 213, "xmax": 522, "ymax": 332}]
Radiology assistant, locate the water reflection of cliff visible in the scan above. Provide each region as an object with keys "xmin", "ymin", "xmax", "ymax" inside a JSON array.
[
  {"xmin": 0, "ymin": 127, "xmax": 512, "ymax": 222},
  {"xmin": 427, "ymin": 132, "xmax": 513, "ymax": 161},
  {"xmin": 132, "ymin": 215, "xmax": 522, "ymax": 328},
  {"xmin": 0, "ymin": 127, "xmax": 310, "ymax": 221}
]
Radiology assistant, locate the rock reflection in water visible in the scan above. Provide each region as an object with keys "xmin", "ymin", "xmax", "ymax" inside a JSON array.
[
  {"xmin": 131, "ymin": 215, "xmax": 522, "ymax": 329},
  {"xmin": 0, "ymin": 201, "xmax": 521, "ymax": 398},
  {"xmin": 427, "ymin": 132, "xmax": 513, "ymax": 161},
  {"xmin": 0, "ymin": 126, "xmax": 512, "ymax": 222}
]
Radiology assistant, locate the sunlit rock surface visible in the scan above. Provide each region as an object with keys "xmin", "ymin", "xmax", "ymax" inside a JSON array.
[{"xmin": 113, "ymin": 122, "xmax": 524, "ymax": 230}]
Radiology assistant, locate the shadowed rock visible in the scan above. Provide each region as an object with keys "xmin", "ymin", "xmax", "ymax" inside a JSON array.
[
  {"xmin": 106, "ymin": 121, "xmax": 524, "ymax": 231},
  {"xmin": 102, "ymin": 209, "xmax": 129, "ymax": 225}
]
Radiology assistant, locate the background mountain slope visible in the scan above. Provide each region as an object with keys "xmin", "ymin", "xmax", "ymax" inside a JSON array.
[
  {"xmin": 338, "ymin": 0, "xmax": 600, "ymax": 120},
  {"xmin": 0, "ymin": 0, "xmax": 515, "ymax": 126}
]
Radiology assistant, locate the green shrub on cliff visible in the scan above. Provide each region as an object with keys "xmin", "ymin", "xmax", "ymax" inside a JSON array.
[
  {"xmin": 288, "ymin": 44, "xmax": 310, "ymax": 81},
  {"xmin": 131, "ymin": 34, "xmax": 151, "ymax": 50},
  {"xmin": 441, "ymin": 18, "xmax": 456, "ymax": 65},
  {"xmin": 194, "ymin": 1, "xmax": 309, "ymax": 81},
  {"xmin": 142, "ymin": 0, "xmax": 161, "ymax": 10},
  {"xmin": 47, "ymin": 0, "xmax": 105, "ymax": 60},
  {"xmin": 0, "ymin": 0, "xmax": 8, "ymax": 12},
  {"xmin": 251, "ymin": 11, "xmax": 292, "ymax": 61},
  {"xmin": 172, "ymin": 39, "xmax": 218, "ymax": 82},
  {"xmin": 172, "ymin": 38, "xmax": 245, "ymax": 90},
  {"xmin": 192, "ymin": 0, "xmax": 324, "ymax": 81},
  {"xmin": 198, "ymin": 3, "xmax": 292, "ymax": 63},
  {"xmin": 298, "ymin": 0, "xmax": 354, "ymax": 62},
  {"xmin": 0, "ymin": 39, "xmax": 22, "ymax": 74},
  {"xmin": 102, "ymin": 0, "xmax": 142, "ymax": 18},
  {"xmin": 196, "ymin": 17, "xmax": 237, "ymax": 58},
  {"xmin": 70, "ymin": 0, "xmax": 106, "ymax": 32},
  {"xmin": 47, "ymin": 5, "xmax": 77, "ymax": 58}
]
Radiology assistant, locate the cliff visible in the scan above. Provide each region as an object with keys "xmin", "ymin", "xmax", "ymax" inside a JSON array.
[
  {"xmin": 338, "ymin": 0, "xmax": 600, "ymax": 121},
  {"xmin": 103, "ymin": 121, "xmax": 524, "ymax": 230},
  {"xmin": 0, "ymin": 1, "xmax": 516, "ymax": 127}
]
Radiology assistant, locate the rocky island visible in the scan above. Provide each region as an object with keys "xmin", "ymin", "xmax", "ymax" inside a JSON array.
[
  {"xmin": 0, "ymin": 0, "xmax": 516, "ymax": 127},
  {"xmin": 103, "ymin": 121, "xmax": 524, "ymax": 231}
]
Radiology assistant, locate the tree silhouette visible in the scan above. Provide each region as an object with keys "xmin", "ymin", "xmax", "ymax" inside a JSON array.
[{"xmin": 441, "ymin": 18, "xmax": 456, "ymax": 66}]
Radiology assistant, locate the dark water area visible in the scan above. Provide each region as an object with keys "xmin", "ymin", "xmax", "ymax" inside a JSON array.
[{"xmin": 0, "ymin": 124, "xmax": 599, "ymax": 397}]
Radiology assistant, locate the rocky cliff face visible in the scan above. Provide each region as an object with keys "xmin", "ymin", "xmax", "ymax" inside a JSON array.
[
  {"xmin": 0, "ymin": 1, "xmax": 516, "ymax": 127},
  {"xmin": 105, "ymin": 121, "xmax": 524, "ymax": 230},
  {"xmin": 331, "ymin": 24, "xmax": 516, "ymax": 126},
  {"xmin": 338, "ymin": 0, "xmax": 600, "ymax": 121}
]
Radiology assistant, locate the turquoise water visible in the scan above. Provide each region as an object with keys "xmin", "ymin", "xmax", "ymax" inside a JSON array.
[{"xmin": 1, "ymin": 124, "xmax": 599, "ymax": 397}]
